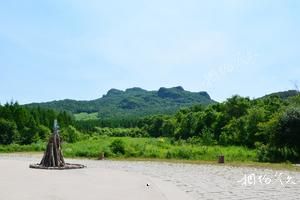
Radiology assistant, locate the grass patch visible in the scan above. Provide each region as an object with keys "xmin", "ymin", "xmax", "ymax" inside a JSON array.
[
  {"xmin": 61, "ymin": 137, "xmax": 257, "ymax": 162},
  {"xmin": 0, "ymin": 137, "xmax": 299, "ymax": 171},
  {"xmin": 0, "ymin": 142, "xmax": 45, "ymax": 153},
  {"xmin": 74, "ymin": 112, "xmax": 99, "ymax": 121},
  {"xmin": 0, "ymin": 137, "xmax": 255, "ymax": 162}
]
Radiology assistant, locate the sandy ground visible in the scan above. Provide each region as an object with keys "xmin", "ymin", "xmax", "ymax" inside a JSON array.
[
  {"xmin": 1, "ymin": 154, "xmax": 300, "ymax": 200},
  {"xmin": 0, "ymin": 155, "xmax": 190, "ymax": 200}
]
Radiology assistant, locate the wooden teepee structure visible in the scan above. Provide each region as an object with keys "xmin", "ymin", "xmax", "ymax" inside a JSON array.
[
  {"xmin": 30, "ymin": 120, "xmax": 84, "ymax": 169},
  {"xmin": 39, "ymin": 120, "xmax": 65, "ymax": 167}
]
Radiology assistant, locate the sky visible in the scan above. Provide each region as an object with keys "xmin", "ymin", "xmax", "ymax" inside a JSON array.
[{"xmin": 0, "ymin": 0, "xmax": 299, "ymax": 104}]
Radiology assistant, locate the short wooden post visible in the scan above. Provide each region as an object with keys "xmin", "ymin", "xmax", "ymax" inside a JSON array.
[
  {"xmin": 218, "ymin": 155, "xmax": 224, "ymax": 163},
  {"xmin": 99, "ymin": 152, "xmax": 105, "ymax": 160}
]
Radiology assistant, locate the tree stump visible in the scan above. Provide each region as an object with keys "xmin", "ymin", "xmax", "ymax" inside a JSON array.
[{"xmin": 218, "ymin": 155, "xmax": 225, "ymax": 164}]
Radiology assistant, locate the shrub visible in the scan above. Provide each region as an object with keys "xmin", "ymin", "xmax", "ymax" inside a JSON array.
[
  {"xmin": 37, "ymin": 125, "xmax": 51, "ymax": 141},
  {"xmin": 257, "ymin": 107, "xmax": 300, "ymax": 162},
  {"xmin": 201, "ymin": 128, "xmax": 217, "ymax": 145},
  {"xmin": 175, "ymin": 148, "xmax": 192, "ymax": 159},
  {"xmin": 110, "ymin": 139, "xmax": 125, "ymax": 155},
  {"xmin": 257, "ymin": 144, "xmax": 299, "ymax": 162},
  {"xmin": 61, "ymin": 125, "xmax": 80, "ymax": 143},
  {"xmin": 275, "ymin": 107, "xmax": 300, "ymax": 150},
  {"xmin": 20, "ymin": 126, "xmax": 40, "ymax": 145}
]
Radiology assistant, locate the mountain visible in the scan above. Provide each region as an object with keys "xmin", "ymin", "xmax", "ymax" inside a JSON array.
[
  {"xmin": 26, "ymin": 86, "xmax": 216, "ymax": 119},
  {"xmin": 260, "ymin": 90, "xmax": 299, "ymax": 100}
]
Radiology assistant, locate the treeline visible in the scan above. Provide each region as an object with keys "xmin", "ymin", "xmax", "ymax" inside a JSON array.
[
  {"xmin": 1, "ymin": 93, "xmax": 300, "ymax": 163},
  {"xmin": 74, "ymin": 118, "xmax": 140, "ymax": 132},
  {"xmin": 0, "ymin": 102, "xmax": 74, "ymax": 145},
  {"xmin": 138, "ymin": 95, "xmax": 300, "ymax": 162},
  {"xmin": 75, "ymin": 94, "xmax": 300, "ymax": 162}
]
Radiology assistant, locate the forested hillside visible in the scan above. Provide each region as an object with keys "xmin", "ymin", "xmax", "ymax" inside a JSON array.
[
  {"xmin": 260, "ymin": 90, "xmax": 299, "ymax": 100},
  {"xmin": 26, "ymin": 86, "xmax": 215, "ymax": 119}
]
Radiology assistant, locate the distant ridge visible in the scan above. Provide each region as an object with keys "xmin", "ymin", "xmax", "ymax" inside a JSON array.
[
  {"xmin": 260, "ymin": 90, "xmax": 299, "ymax": 100},
  {"xmin": 26, "ymin": 86, "xmax": 216, "ymax": 119}
]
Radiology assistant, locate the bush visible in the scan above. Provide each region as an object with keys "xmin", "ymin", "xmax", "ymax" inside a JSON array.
[
  {"xmin": 257, "ymin": 144, "xmax": 299, "ymax": 162},
  {"xmin": 20, "ymin": 127, "xmax": 40, "ymax": 145},
  {"xmin": 257, "ymin": 107, "xmax": 300, "ymax": 162},
  {"xmin": 61, "ymin": 125, "xmax": 80, "ymax": 143},
  {"xmin": 110, "ymin": 139, "xmax": 125, "ymax": 155},
  {"xmin": 186, "ymin": 136, "xmax": 202, "ymax": 145},
  {"xmin": 275, "ymin": 107, "xmax": 300, "ymax": 149},
  {"xmin": 201, "ymin": 128, "xmax": 217, "ymax": 145},
  {"xmin": 175, "ymin": 148, "xmax": 193, "ymax": 159},
  {"xmin": 37, "ymin": 125, "xmax": 51, "ymax": 141}
]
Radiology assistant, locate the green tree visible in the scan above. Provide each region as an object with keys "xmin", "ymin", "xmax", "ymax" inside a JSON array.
[
  {"xmin": 238, "ymin": 106, "xmax": 268, "ymax": 147},
  {"xmin": 224, "ymin": 95, "xmax": 250, "ymax": 119},
  {"xmin": 175, "ymin": 113, "xmax": 197, "ymax": 139},
  {"xmin": 19, "ymin": 117, "xmax": 39, "ymax": 144},
  {"xmin": 201, "ymin": 128, "xmax": 217, "ymax": 145},
  {"xmin": 0, "ymin": 118, "xmax": 19, "ymax": 144},
  {"xmin": 61, "ymin": 125, "xmax": 80, "ymax": 143},
  {"xmin": 257, "ymin": 107, "xmax": 300, "ymax": 162},
  {"xmin": 161, "ymin": 118, "xmax": 175, "ymax": 137},
  {"xmin": 37, "ymin": 125, "xmax": 51, "ymax": 141},
  {"xmin": 273, "ymin": 107, "xmax": 300, "ymax": 150},
  {"xmin": 219, "ymin": 117, "xmax": 246, "ymax": 145},
  {"xmin": 146, "ymin": 116, "xmax": 164, "ymax": 137}
]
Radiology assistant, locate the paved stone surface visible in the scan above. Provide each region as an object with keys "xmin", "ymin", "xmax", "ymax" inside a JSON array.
[
  {"xmin": 83, "ymin": 160, "xmax": 300, "ymax": 200},
  {"xmin": 1, "ymin": 154, "xmax": 300, "ymax": 200}
]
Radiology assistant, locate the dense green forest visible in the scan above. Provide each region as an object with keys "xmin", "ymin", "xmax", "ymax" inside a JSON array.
[
  {"xmin": 0, "ymin": 102, "xmax": 74, "ymax": 145},
  {"xmin": 26, "ymin": 86, "xmax": 215, "ymax": 119},
  {"xmin": 139, "ymin": 94, "xmax": 300, "ymax": 162},
  {"xmin": 1, "ymin": 90, "xmax": 300, "ymax": 163},
  {"xmin": 73, "ymin": 93, "xmax": 300, "ymax": 162}
]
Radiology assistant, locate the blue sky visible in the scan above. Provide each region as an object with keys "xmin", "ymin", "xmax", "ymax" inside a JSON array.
[{"xmin": 0, "ymin": 0, "xmax": 299, "ymax": 104}]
